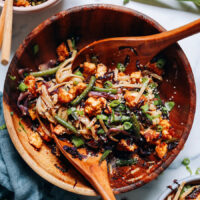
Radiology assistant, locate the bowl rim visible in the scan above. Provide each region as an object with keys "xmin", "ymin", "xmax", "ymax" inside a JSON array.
[
  {"xmin": 3, "ymin": 4, "xmax": 196, "ymax": 196},
  {"xmin": 0, "ymin": 0, "xmax": 61, "ymax": 13},
  {"xmin": 158, "ymin": 175, "xmax": 200, "ymax": 200}
]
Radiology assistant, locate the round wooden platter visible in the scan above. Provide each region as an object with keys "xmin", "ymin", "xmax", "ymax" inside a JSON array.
[{"xmin": 3, "ymin": 4, "xmax": 196, "ymax": 196}]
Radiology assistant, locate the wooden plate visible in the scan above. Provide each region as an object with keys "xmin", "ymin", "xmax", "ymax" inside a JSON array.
[{"xmin": 3, "ymin": 4, "xmax": 196, "ymax": 196}]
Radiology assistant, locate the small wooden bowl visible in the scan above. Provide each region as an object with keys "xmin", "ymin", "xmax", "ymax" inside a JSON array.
[
  {"xmin": 3, "ymin": 5, "xmax": 196, "ymax": 196},
  {"xmin": 0, "ymin": 0, "xmax": 61, "ymax": 13}
]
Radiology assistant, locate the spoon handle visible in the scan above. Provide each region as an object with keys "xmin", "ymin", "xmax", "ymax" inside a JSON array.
[
  {"xmin": 87, "ymin": 162, "xmax": 116, "ymax": 200},
  {"xmin": 141, "ymin": 18, "xmax": 200, "ymax": 56}
]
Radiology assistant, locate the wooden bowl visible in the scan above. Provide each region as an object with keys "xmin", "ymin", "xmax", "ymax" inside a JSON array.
[
  {"xmin": 3, "ymin": 4, "xmax": 196, "ymax": 196},
  {"xmin": 0, "ymin": 0, "xmax": 62, "ymax": 13}
]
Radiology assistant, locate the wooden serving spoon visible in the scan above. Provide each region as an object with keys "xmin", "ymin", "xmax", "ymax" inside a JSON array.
[
  {"xmin": 72, "ymin": 18, "xmax": 200, "ymax": 69},
  {"xmin": 52, "ymin": 134, "xmax": 116, "ymax": 200}
]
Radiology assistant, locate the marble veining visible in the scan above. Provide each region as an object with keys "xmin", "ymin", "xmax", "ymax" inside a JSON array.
[{"xmin": 0, "ymin": 0, "xmax": 199, "ymax": 199}]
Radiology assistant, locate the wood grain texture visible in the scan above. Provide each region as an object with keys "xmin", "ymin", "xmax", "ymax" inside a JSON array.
[
  {"xmin": 3, "ymin": 5, "xmax": 196, "ymax": 195},
  {"xmin": 1, "ymin": 0, "xmax": 13, "ymax": 65},
  {"xmin": 0, "ymin": 0, "xmax": 7, "ymax": 47},
  {"xmin": 72, "ymin": 19, "xmax": 200, "ymax": 69}
]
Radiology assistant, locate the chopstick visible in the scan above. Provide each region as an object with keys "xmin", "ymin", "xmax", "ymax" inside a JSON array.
[
  {"xmin": 0, "ymin": 0, "xmax": 7, "ymax": 47},
  {"xmin": 1, "ymin": 0, "xmax": 13, "ymax": 65}
]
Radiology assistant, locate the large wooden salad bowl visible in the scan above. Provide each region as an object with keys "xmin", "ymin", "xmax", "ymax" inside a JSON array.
[{"xmin": 3, "ymin": 5, "xmax": 196, "ymax": 196}]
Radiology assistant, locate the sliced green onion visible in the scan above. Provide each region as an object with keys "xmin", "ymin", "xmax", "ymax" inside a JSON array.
[
  {"xmin": 116, "ymin": 104, "xmax": 126, "ymax": 112},
  {"xmin": 19, "ymin": 119, "xmax": 27, "ymax": 133},
  {"xmin": 121, "ymin": 115, "xmax": 131, "ymax": 122},
  {"xmin": 161, "ymin": 106, "xmax": 168, "ymax": 115},
  {"xmin": 154, "ymin": 99, "xmax": 162, "ymax": 106},
  {"xmin": 97, "ymin": 129, "xmax": 105, "ymax": 135},
  {"xmin": 141, "ymin": 77, "xmax": 149, "ymax": 83},
  {"xmin": 74, "ymin": 70, "xmax": 83, "ymax": 77},
  {"xmin": 145, "ymin": 113, "xmax": 153, "ymax": 122},
  {"xmin": 67, "ymin": 108, "xmax": 73, "ymax": 115},
  {"xmin": 149, "ymin": 82, "xmax": 157, "ymax": 89},
  {"xmin": 165, "ymin": 101, "xmax": 175, "ymax": 112},
  {"xmin": 100, "ymin": 150, "xmax": 112, "ymax": 163},
  {"xmin": 123, "ymin": 0, "xmax": 130, "ymax": 4},
  {"xmin": 116, "ymin": 158, "xmax": 137, "ymax": 167},
  {"xmin": 152, "ymin": 114, "xmax": 161, "ymax": 119},
  {"xmin": 10, "ymin": 112, "xmax": 14, "ymax": 116},
  {"xmin": 195, "ymin": 168, "xmax": 200, "ymax": 175},
  {"xmin": 67, "ymin": 107, "xmax": 78, "ymax": 120},
  {"xmin": 156, "ymin": 58, "xmax": 166, "ymax": 69},
  {"xmin": 33, "ymin": 44, "xmax": 39, "ymax": 55},
  {"xmin": 72, "ymin": 136, "xmax": 84, "ymax": 148},
  {"xmin": 77, "ymin": 110, "xmax": 84, "ymax": 116},
  {"xmin": 182, "ymin": 158, "xmax": 190, "ymax": 166},
  {"xmin": 123, "ymin": 122, "xmax": 132, "ymax": 130},
  {"xmin": 97, "ymin": 114, "xmax": 108, "ymax": 121},
  {"xmin": 186, "ymin": 165, "xmax": 192, "ymax": 175},
  {"xmin": 117, "ymin": 63, "xmax": 126, "ymax": 72},
  {"xmin": 8, "ymin": 75, "xmax": 16, "ymax": 80},
  {"xmin": 18, "ymin": 82, "xmax": 28, "ymax": 92},
  {"xmin": 110, "ymin": 100, "xmax": 120, "ymax": 108},
  {"xmin": 104, "ymin": 81, "xmax": 113, "ymax": 89},
  {"xmin": 157, "ymin": 125, "xmax": 163, "ymax": 132},
  {"xmin": 110, "ymin": 112, "xmax": 130, "ymax": 124},
  {"xmin": 141, "ymin": 104, "xmax": 149, "ymax": 113}
]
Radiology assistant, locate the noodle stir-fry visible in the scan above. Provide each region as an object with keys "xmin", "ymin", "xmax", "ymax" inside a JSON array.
[{"xmin": 15, "ymin": 39, "xmax": 177, "ymax": 167}]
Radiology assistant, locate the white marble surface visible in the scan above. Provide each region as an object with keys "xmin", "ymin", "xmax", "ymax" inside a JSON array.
[{"xmin": 0, "ymin": 0, "xmax": 200, "ymax": 199}]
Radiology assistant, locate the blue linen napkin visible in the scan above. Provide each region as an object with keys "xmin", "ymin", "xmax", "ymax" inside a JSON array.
[{"xmin": 0, "ymin": 92, "xmax": 82, "ymax": 200}]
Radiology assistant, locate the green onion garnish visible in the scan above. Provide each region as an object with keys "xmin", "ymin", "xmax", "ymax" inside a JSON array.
[
  {"xmin": 165, "ymin": 101, "xmax": 175, "ymax": 112},
  {"xmin": 18, "ymin": 82, "xmax": 28, "ymax": 92},
  {"xmin": 100, "ymin": 150, "xmax": 112, "ymax": 163},
  {"xmin": 8, "ymin": 75, "xmax": 16, "ymax": 80},
  {"xmin": 104, "ymin": 81, "xmax": 113, "ymax": 89},
  {"xmin": 195, "ymin": 168, "xmax": 200, "ymax": 175},
  {"xmin": 74, "ymin": 70, "xmax": 83, "ymax": 77},
  {"xmin": 116, "ymin": 158, "xmax": 138, "ymax": 167},
  {"xmin": 97, "ymin": 129, "xmax": 105, "ymax": 135},
  {"xmin": 117, "ymin": 63, "xmax": 126, "ymax": 72},
  {"xmin": 72, "ymin": 136, "xmax": 84, "ymax": 148},
  {"xmin": 97, "ymin": 114, "xmax": 108, "ymax": 121},
  {"xmin": 110, "ymin": 100, "xmax": 120, "ymax": 108},
  {"xmin": 123, "ymin": 122, "xmax": 132, "ymax": 130},
  {"xmin": 141, "ymin": 104, "xmax": 149, "ymax": 113},
  {"xmin": 33, "ymin": 44, "xmax": 39, "ymax": 55},
  {"xmin": 182, "ymin": 158, "xmax": 190, "ymax": 166},
  {"xmin": 156, "ymin": 58, "xmax": 166, "ymax": 69}
]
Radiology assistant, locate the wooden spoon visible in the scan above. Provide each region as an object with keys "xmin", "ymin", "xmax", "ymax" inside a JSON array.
[
  {"xmin": 52, "ymin": 134, "xmax": 116, "ymax": 200},
  {"xmin": 72, "ymin": 18, "xmax": 200, "ymax": 69}
]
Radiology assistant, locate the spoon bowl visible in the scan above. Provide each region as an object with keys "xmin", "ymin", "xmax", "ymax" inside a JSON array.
[
  {"xmin": 72, "ymin": 19, "xmax": 200, "ymax": 70},
  {"xmin": 53, "ymin": 134, "xmax": 116, "ymax": 200}
]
